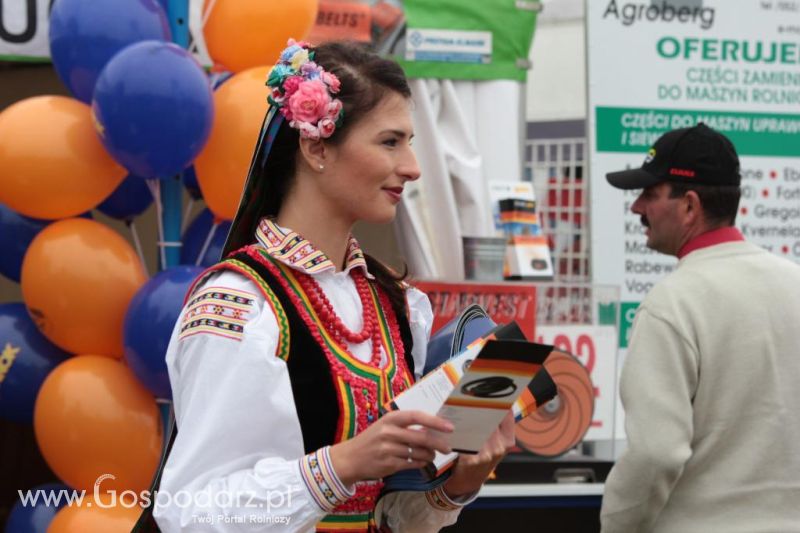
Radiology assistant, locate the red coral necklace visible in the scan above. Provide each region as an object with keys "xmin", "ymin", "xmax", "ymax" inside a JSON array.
[{"xmin": 295, "ymin": 270, "xmax": 384, "ymax": 368}]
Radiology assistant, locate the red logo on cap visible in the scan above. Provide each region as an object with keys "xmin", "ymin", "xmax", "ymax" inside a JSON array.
[{"xmin": 670, "ymin": 168, "xmax": 696, "ymax": 178}]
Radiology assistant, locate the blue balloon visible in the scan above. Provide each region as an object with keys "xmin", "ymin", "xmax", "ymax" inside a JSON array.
[
  {"xmin": 181, "ymin": 209, "xmax": 232, "ymax": 268},
  {"xmin": 97, "ymin": 174, "xmax": 154, "ymax": 220},
  {"xmin": 181, "ymin": 166, "xmax": 202, "ymax": 200},
  {"xmin": 49, "ymin": 0, "xmax": 171, "ymax": 104},
  {"xmin": 0, "ymin": 303, "xmax": 71, "ymax": 423},
  {"xmin": 123, "ymin": 266, "xmax": 204, "ymax": 398},
  {"xmin": 0, "ymin": 204, "xmax": 49, "ymax": 283},
  {"xmin": 92, "ymin": 40, "xmax": 214, "ymax": 179},
  {"xmin": 5, "ymin": 482, "xmax": 71, "ymax": 533}
]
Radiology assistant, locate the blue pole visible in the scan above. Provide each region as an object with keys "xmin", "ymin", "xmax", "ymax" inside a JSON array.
[
  {"xmin": 160, "ymin": 0, "xmax": 191, "ymax": 269},
  {"xmin": 155, "ymin": 0, "xmax": 190, "ymax": 436}
]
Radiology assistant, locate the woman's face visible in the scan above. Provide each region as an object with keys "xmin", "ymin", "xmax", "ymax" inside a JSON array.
[{"xmin": 319, "ymin": 91, "xmax": 420, "ymax": 225}]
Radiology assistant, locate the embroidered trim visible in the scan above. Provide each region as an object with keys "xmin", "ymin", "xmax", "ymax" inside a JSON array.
[
  {"xmin": 425, "ymin": 485, "xmax": 462, "ymax": 512},
  {"xmin": 255, "ymin": 218, "xmax": 370, "ymax": 277},
  {"xmin": 300, "ymin": 446, "xmax": 355, "ymax": 512},
  {"xmin": 178, "ymin": 286, "xmax": 256, "ymax": 341},
  {"xmin": 317, "ymin": 511, "xmax": 379, "ymax": 532},
  {"xmin": 220, "ymin": 259, "xmax": 291, "ymax": 361}
]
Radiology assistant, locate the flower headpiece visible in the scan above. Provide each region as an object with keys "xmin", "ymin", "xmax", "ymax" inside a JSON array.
[{"xmin": 266, "ymin": 39, "xmax": 344, "ymax": 141}]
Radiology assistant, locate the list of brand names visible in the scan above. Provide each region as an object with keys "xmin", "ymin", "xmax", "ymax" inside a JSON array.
[{"xmin": 738, "ymin": 163, "xmax": 800, "ymax": 258}]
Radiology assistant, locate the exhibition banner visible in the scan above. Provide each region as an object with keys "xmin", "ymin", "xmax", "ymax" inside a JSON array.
[
  {"xmin": 588, "ymin": 0, "xmax": 800, "ymax": 308},
  {"xmin": 535, "ymin": 324, "xmax": 617, "ymax": 441},
  {"xmin": 0, "ymin": 0, "xmax": 50, "ymax": 61},
  {"xmin": 397, "ymin": 0, "xmax": 540, "ymax": 81},
  {"xmin": 0, "ymin": 0, "xmax": 213, "ymax": 66},
  {"xmin": 2, "ymin": 0, "xmax": 540, "ymax": 81},
  {"xmin": 413, "ymin": 280, "xmax": 536, "ymax": 338}
]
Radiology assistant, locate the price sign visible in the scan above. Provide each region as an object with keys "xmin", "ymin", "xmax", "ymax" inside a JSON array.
[{"xmin": 535, "ymin": 325, "xmax": 618, "ymax": 441}]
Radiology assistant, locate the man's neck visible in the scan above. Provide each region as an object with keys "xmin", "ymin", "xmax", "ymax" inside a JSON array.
[{"xmin": 677, "ymin": 225, "xmax": 743, "ymax": 259}]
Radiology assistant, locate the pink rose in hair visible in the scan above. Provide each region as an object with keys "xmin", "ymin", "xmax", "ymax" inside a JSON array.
[
  {"xmin": 325, "ymin": 99, "xmax": 343, "ymax": 120},
  {"xmin": 282, "ymin": 75, "xmax": 303, "ymax": 97},
  {"xmin": 292, "ymin": 120, "xmax": 321, "ymax": 140},
  {"xmin": 287, "ymin": 38, "xmax": 310, "ymax": 49},
  {"xmin": 287, "ymin": 80, "xmax": 331, "ymax": 124},
  {"xmin": 321, "ymin": 71, "xmax": 341, "ymax": 93},
  {"xmin": 319, "ymin": 118, "xmax": 336, "ymax": 138}
]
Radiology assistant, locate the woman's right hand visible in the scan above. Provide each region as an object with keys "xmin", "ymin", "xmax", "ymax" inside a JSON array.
[{"xmin": 329, "ymin": 410, "xmax": 454, "ymax": 486}]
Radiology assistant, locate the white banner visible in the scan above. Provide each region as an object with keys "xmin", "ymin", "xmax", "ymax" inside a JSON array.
[
  {"xmin": 588, "ymin": 0, "xmax": 800, "ymax": 317},
  {"xmin": 0, "ymin": 0, "xmax": 50, "ymax": 60},
  {"xmin": 0, "ymin": 0, "xmax": 211, "ymax": 66}
]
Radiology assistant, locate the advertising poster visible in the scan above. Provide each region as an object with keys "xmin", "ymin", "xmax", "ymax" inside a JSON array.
[
  {"xmin": 535, "ymin": 324, "xmax": 617, "ymax": 441},
  {"xmin": 0, "ymin": 0, "xmax": 50, "ymax": 61},
  {"xmin": 587, "ymin": 0, "xmax": 800, "ymax": 439},
  {"xmin": 413, "ymin": 280, "xmax": 536, "ymax": 337}
]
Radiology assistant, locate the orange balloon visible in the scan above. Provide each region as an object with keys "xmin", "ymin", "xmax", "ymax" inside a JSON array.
[
  {"xmin": 34, "ymin": 356, "xmax": 162, "ymax": 494},
  {"xmin": 48, "ymin": 495, "xmax": 142, "ymax": 533},
  {"xmin": 203, "ymin": 0, "xmax": 318, "ymax": 72},
  {"xmin": 0, "ymin": 96, "xmax": 126, "ymax": 219},
  {"xmin": 195, "ymin": 66, "xmax": 271, "ymax": 220},
  {"xmin": 21, "ymin": 218, "xmax": 147, "ymax": 357}
]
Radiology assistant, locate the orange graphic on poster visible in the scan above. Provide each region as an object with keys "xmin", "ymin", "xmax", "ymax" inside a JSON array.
[{"xmin": 307, "ymin": 1, "xmax": 372, "ymax": 43}]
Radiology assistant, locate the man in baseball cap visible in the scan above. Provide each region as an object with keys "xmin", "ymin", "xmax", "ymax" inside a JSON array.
[
  {"xmin": 606, "ymin": 122, "xmax": 741, "ymax": 256},
  {"xmin": 600, "ymin": 124, "xmax": 800, "ymax": 532}
]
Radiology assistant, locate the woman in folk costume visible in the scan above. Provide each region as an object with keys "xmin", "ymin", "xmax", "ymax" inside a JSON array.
[{"xmin": 153, "ymin": 40, "xmax": 514, "ymax": 532}]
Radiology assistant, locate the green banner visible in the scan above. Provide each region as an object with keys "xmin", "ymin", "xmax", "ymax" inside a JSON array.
[
  {"xmin": 396, "ymin": 0, "xmax": 538, "ymax": 81},
  {"xmin": 618, "ymin": 302, "xmax": 640, "ymax": 349},
  {"xmin": 596, "ymin": 106, "xmax": 800, "ymax": 156}
]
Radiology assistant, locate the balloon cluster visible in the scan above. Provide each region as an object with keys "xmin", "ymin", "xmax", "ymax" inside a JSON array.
[{"xmin": 1, "ymin": 0, "xmax": 318, "ymax": 530}]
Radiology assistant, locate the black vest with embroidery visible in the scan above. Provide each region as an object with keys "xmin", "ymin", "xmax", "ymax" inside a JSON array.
[{"xmin": 228, "ymin": 248, "xmax": 416, "ymax": 453}]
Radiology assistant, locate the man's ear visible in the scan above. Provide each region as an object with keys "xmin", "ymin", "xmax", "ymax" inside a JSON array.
[
  {"xmin": 298, "ymin": 137, "xmax": 327, "ymax": 172},
  {"xmin": 683, "ymin": 190, "xmax": 702, "ymax": 224}
]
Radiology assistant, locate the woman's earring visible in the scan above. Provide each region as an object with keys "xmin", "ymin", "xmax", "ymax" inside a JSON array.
[{"xmin": 319, "ymin": 164, "xmax": 324, "ymax": 171}]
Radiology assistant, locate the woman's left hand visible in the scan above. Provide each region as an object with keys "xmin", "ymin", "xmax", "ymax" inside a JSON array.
[{"xmin": 442, "ymin": 411, "xmax": 516, "ymax": 498}]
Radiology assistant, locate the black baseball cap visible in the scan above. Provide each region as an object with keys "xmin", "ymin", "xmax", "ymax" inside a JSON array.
[{"xmin": 606, "ymin": 123, "xmax": 741, "ymax": 190}]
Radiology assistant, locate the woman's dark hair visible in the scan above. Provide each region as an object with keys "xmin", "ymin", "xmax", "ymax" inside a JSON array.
[{"xmin": 259, "ymin": 41, "xmax": 412, "ymax": 318}]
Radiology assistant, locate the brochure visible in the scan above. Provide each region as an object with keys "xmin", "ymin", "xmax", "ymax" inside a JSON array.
[{"xmin": 386, "ymin": 337, "xmax": 553, "ymax": 474}]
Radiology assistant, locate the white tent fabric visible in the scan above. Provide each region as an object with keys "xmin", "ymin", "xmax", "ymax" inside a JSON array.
[{"xmin": 396, "ymin": 78, "xmax": 525, "ymax": 280}]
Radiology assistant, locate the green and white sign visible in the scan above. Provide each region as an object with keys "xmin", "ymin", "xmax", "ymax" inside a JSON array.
[
  {"xmin": 588, "ymin": 0, "xmax": 800, "ymax": 307},
  {"xmin": 397, "ymin": 0, "xmax": 540, "ymax": 81}
]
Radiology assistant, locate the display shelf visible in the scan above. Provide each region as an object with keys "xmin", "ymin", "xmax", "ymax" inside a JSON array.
[{"xmin": 479, "ymin": 482, "xmax": 604, "ymax": 497}]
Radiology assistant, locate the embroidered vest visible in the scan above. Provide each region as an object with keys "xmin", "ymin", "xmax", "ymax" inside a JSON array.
[{"xmin": 208, "ymin": 245, "xmax": 416, "ymax": 532}]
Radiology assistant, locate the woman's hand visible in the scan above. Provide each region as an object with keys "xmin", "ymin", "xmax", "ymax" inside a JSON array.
[
  {"xmin": 442, "ymin": 411, "xmax": 516, "ymax": 498},
  {"xmin": 330, "ymin": 410, "xmax": 454, "ymax": 486}
]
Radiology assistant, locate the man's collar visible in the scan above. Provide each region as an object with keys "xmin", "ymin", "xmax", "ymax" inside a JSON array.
[
  {"xmin": 254, "ymin": 218, "xmax": 372, "ymax": 278},
  {"xmin": 677, "ymin": 226, "xmax": 744, "ymax": 259}
]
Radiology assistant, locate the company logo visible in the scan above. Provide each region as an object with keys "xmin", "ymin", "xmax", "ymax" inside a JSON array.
[
  {"xmin": 669, "ymin": 168, "xmax": 696, "ymax": 177},
  {"xmin": 603, "ymin": 1, "xmax": 716, "ymax": 30},
  {"xmin": 644, "ymin": 148, "xmax": 657, "ymax": 164}
]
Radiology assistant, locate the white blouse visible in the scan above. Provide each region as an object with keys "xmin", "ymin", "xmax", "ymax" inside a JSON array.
[{"xmin": 153, "ymin": 225, "xmax": 467, "ymax": 532}]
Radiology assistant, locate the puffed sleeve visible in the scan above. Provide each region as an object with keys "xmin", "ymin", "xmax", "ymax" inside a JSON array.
[
  {"xmin": 375, "ymin": 286, "xmax": 474, "ymax": 532},
  {"xmin": 405, "ymin": 285, "xmax": 434, "ymax": 380},
  {"xmin": 153, "ymin": 271, "xmax": 355, "ymax": 532}
]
